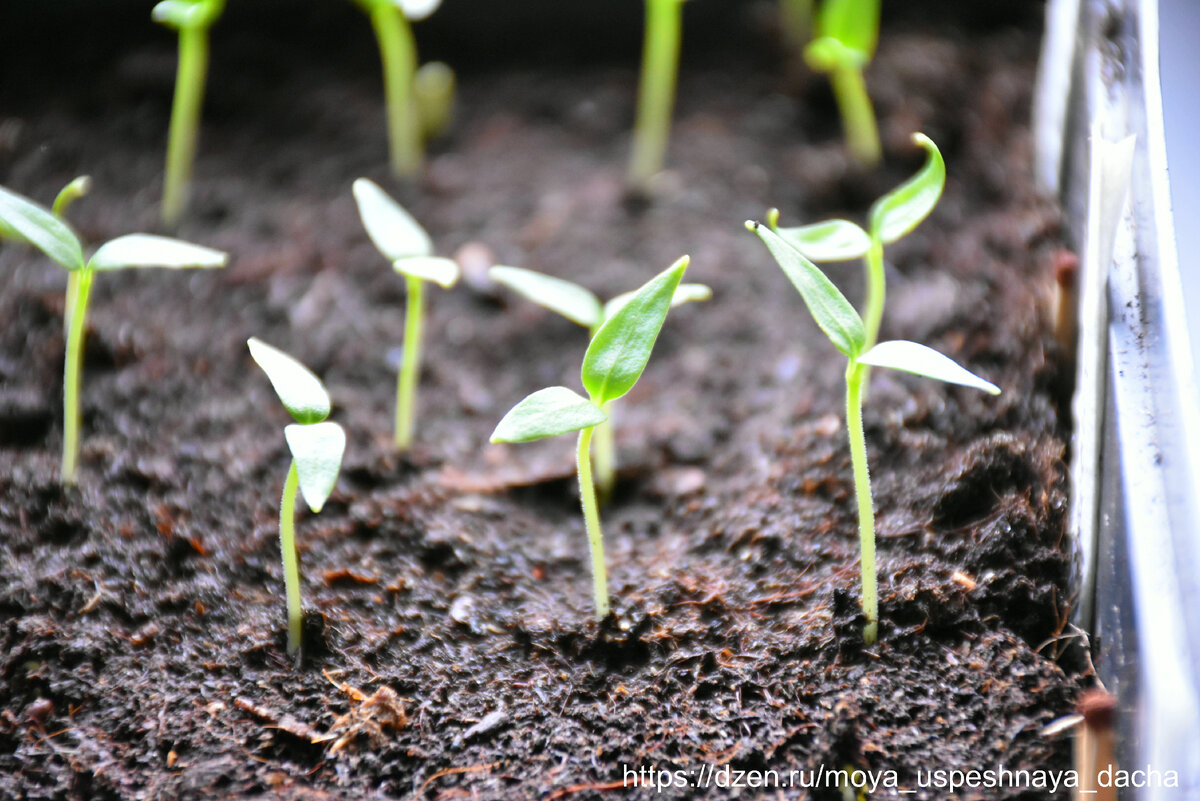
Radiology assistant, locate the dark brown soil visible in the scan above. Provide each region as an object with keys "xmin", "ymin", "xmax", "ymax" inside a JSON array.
[{"xmin": 0, "ymin": 4, "xmax": 1083, "ymax": 799}]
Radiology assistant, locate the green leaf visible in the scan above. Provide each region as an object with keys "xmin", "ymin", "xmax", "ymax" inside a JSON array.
[
  {"xmin": 776, "ymin": 219, "xmax": 870, "ymax": 262},
  {"xmin": 284, "ymin": 422, "xmax": 346, "ymax": 513},
  {"xmin": 488, "ymin": 265, "xmax": 603, "ymax": 330},
  {"xmin": 352, "ymin": 178, "xmax": 433, "ymax": 261},
  {"xmin": 746, "ymin": 221, "xmax": 865, "ymax": 358},
  {"xmin": 89, "ymin": 234, "xmax": 228, "ymax": 271},
  {"xmin": 490, "ymin": 386, "xmax": 606, "ymax": 444},
  {"xmin": 856, "ymin": 340, "xmax": 1000, "ymax": 395},
  {"xmin": 151, "ymin": 0, "xmax": 222, "ymax": 29},
  {"xmin": 394, "ymin": 256, "xmax": 460, "ymax": 288},
  {"xmin": 52, "ymin": 176, "xmax": 92, "ymax": 218},
  {"xmin": 602, "ymin": 282, "xmax": 712, "ymax": 323},
  {"xmin": 0, "ymin": 184, "xmax": 85, "ymax": 271},
  {"xmin": 582, "ymin": 256, "xmax": 689, "ymax": 406},
  {"xmin": 804, "ymin": 36, "xmax": 863, "ymax": 72},
  {"xmin": 869, "ymin": 133, "xmax": 946, "ymax": 244},
  {"xmin": 248, "ymin": 338, "xmax": 332, "ymax": 425},
  {"xmin": 816, "ymin": 0, "xmax": 879, "ymax": 58}
]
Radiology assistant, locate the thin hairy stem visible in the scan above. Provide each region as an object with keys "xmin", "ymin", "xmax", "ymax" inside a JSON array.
[
  {"xmin": 576, "ymin": 426, "xmax": 610, "ymax": 620},
  {"xmin": 846, "ymin": 361, "xmax": 877, "ymax": 643},
  {"xmin": 395, "ymin": 275, "xmax": 424, "ymax": 450},
  {"xmin": 592, "ymin": 403, "xmax": 616, "ymax": 503},
  {"xmin": 162, "ymin": 24, "xmax": 211, "ymax": 225},
  {"xmin": 61, "ymin": 268, "xmax": 94, "ymax": 485},
  {"xmin": 280, "ymin": 461, "xmax": 303, "ymax": 655}
]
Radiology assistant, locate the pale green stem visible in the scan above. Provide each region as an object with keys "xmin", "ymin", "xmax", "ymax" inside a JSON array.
[
  {"xmin": 830, "ymin": 66, "xmax": 881, "ymax": 167},
  {"xmin": 845, "ymin": 361, "xmax": 877, "ymax": 643},
  {"xmin": 162, "ymin": 23, "xmax": 211, "ymax": 226},
  {"xmin": 61, "ymin": 268, "xmax": 94, "ymax": 485},
  {"xmin": 54, "ymin": 179, "xmax": 88, "ymax": 337},
  {"xmin": 593, "ymin": 403, "xmax": 616, "ymax": 503},
  {"xmin": 63, "ymin": 269, "xmax": 79, "ymax": 339},
  {"xmin": 862, "ymin": 234, "xmax": 885, "ymax": 350},
  {"xmin": 369, "ymin": 3, "xmax": 421, "ymax": 177},
  {"xmin": 280, "ymin": 461, "xmax": 304, "ymax": 655},
  {"xmin": 395, "ymin": 275, "xmax": 424, "ymax": 450},
  {"xmin": 629, "ymin": 0, "xmax": 684, "ymax": 187},
  {"xmin": 576, "ymin": 426, "xmax": 610, "ymax": 620}
]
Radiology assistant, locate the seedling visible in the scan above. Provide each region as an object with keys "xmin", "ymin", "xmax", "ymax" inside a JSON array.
[
  {"xmin": 248, "ymin": 338, "xmax": 346, "ymax": 656},
  {"xmin": 489, "ymin": 265, "xmax": 710, "ymax": 498},
  {"xmin": 352, "ymin": 178, "xmax": 459, "ymax": 450},
  {"xmin": 0, "ymin": 183, "xmax": 227, "ymax": 485},
  {"xmin": 153, "ymin": 0, "xmax": 226, "ymax": 225},
  {"xmin": 629, "ymin": 0, "xmax": 691, "ymax": 188},
  {"xmin": 804, "ymin": 0, "xmax": 881, "ymax": 166},
  {"xmin": 746, "ymin": 135, "xmax": 999, "ymax": 644},
  {"xmin": 491, "ymin": 256, "xmax": 690, "ymax": 620},
  {"xmin": 351, "ymin": 0, "xmax": 447, "ymax": 176}
]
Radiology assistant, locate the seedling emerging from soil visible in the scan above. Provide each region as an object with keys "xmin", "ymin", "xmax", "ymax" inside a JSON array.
[
  {"xmin": 247, "ymin": 338, "xmax": 347, "ymax": 657},
  {"xmin": 352, "ymin": 178, "xmax": 459, "ymax": 450},
  {"xmin": 153, "ymin": 0, "xmax": 226, "ymax": 225},
  {"xmin": 491, "ymin": 256, "xmax": 689, "ymax": 620},
  {"xmin": 629, "ymin": 0, "xmax": 690, "ymax": 188},
  {"xmin": 489, "ymin": 265, "xmax": 710, "ymax": 498},
  {"xmin": 351, "ymin": 0, "xmax": 446, "ymax": 177},
  {"xmin": 746, "ymin": 141, "xmax": 998, "ymax": 644},
  {"xmin": 0, "ymin": 183, "xmax": 227, "ymax": 485},
  {"xmin": 804, "ymin": 0, "xmax": 881, "ymax": 166}
]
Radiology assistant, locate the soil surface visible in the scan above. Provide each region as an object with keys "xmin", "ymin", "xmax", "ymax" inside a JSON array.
[{"xmin": 0, "ymin": 3, "xmax": 1084, "ymax": 799}]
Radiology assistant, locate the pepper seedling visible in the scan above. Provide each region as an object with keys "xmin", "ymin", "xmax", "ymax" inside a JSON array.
[
  {"xmin": 248, "ymin": 338, "xmax": 346, "ymax": 657},
  {"xmin": 0, "ymin": 183, "xmax": 227, "ymax": 485},
  {"xmin": 350, "ymin": 0, "xmax": 448, "ymax": 177},
  {"xmin": 352, "ymin": 178, "xmax": 459, "ymax": 450},
  {"xmin": 629, "ymin": 0, "xmax": 691, "ymax": 189},
  {"xmin": 804, "ymin": 0, "xmax": 881, "ymax": 166},
  {"xmin": 153, "ymin": 0, "xmax": 226, "ymax": 225},
  {"xmin": 491, "ymin": 256, "xmax": 689, "ymax": 620},
  {"xmin": 746, "ymin": 137, "xmax": 999, "ymax": 644},
  {"xmin": 488, "ymin": 264, "xmax": 710, "ymax": 499}
]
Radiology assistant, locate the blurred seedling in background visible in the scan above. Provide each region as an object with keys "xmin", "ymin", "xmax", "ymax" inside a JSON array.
[
  {"xmin": 489, "ymin": 264, "xmax": 710, "ymax": 500},
  {"xmin": 746, "ymin": 133, "xmax": 999, "ymax": 644},
  {"xmin": 491, "ymin": 256, "xmax": 690, "ymax": 620},
  {"xmin": 0, "ymin": 182, "xmax": 227, "ymax": 485},
  {"xmin": 153, "ymin": 0, "xmax": 226, "ymax": 225},
  {"xmin": 248, "ymin": 338, "xmax": 346, "ymax": 657},
  {"xmin": 804, "ymin": 0, "xmax": 881, "ymax": 166},
  {"xmin": 352, "ymin": 178, "xmax": 459, "ymax": 450},
  {"xmin": 629, "ymin": 0, "xmax": 690, "ymax": 189}
]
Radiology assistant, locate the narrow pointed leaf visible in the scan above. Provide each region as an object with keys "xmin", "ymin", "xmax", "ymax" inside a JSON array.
[
  {"xmin": 352, "ymin": 178, "xmax": 433, "ymax": 261},
  {"xmin": 857, "ymin": 340, "xmax": 1000, "ymax": 395},
  {"xmin": 89, "ymin": 234, "xmax": 227, "ymax": 271},
  {"xmin": 489, "ymin": 265, "xmax": 603, "ymax": 330},
  {"xmin": 490, "ymin": 386, "xmax": 606, "ymax": 444},
  {"xmin": 869, "ymin": 133, "xmax": 946, "ymax": 244},
  {"xmin": 248, "ymin": 338, "xmax": 332, "ymax": 425},
  {"xmin": 394, "ymin": 256, "xmax": 459, "ymax": 288},
  {"xmin": 817, "ymin": 0, "xmax": 880, "ymax": 58},
  {"xmin": 582, "ymin": 256, "xmax": 689, "ymax": 406},
  {"xmin": 776, "ymin": 219, "xmax": 871, "ymax": 262},
  {"xmin": 603, "ymin": 282, "xmax": 712, "ymax": 323},
  {"xmin": 746, "ymin": 221, "xmax": 865, "ymax": 358},
  {"xmin": 52, "ymin": 176, "xmax": 92, "ymax": 218},
  {"xmin": 0, "ymin": 185, "xmax": 85, "ymax": 271},
  {"xmin": 285, "ymin": 422, "xmax": 346, "ymax": 513}
]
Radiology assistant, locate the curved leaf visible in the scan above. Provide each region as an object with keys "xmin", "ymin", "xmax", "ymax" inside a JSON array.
[
  {"xmin": 0, "ymin": 184, "xmax": 85, "ymax": 271},
  {"xmin": 490, "ymin": 386, "xmax": 606, "ymax": 444},
  {"xmin": 52, "ymin": 176, "xmax": 92, "ymax": 218},
  {"xmin": 285, "ymin": 422, "xmax": 346, "ymax": 513},
  {"xmin": 776, "ymin": 219, "xmax": 870, "ymax": 262},
  {"xmin": 89, "ymin": 234, "xmax": 227, "ymax": 271},
  {"xmin": 746, "ymin": 221, "xmax": 865, "ymax": 358},
  {"xmin": 489, "ymin": 265, "xmax": 602, "ymax": 329},
  {"xmin": 352, "ymin": 178, "xmax": 433, "ymax": 261},
  {"xmin": 248, "ymin": 338, "xmax": 332, "ymax": 425},
  {"xmin": 869, "ymin": 133, "xmax": 946, "ymax": 244},
  {"xmin": 582, "ymin": 256, "xmax": 689, "ymax": 406},
  {"xmin": 394, "ymin": 256, "xmax": 459, "ymax": 288},
  {"xmin": 856, "ymin": 340, "xmax": 1000, "ymax": 395},
  {"xmin": 602, "ymin": 282, "xmax": 712, "ymax": 323}
]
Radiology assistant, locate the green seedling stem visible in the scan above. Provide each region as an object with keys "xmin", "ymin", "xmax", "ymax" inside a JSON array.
[
  {"xmin": 491, "ymin": 257, "xmax": 690, "ymax": 619},
  {"xmin": 804, "ymin": 0, "xmax": 881, "ymax": 166},
  {"xmin": 747, "ymin": 134, "xmax": 998, "ymax": 644},
  {"xmin": 630, "ymin": 0, "xmax": 688, "ymax": 187},
  {"xmin": 396, "ymin": 273, "xmax": 425, "ymax": 449},
  {"xmin": 279, "ymin": 461, "xmax": 303, "ymax": 651},
  {"xmin": 50, "ymin": 177, "xmax": 92, "ymax": 337}
]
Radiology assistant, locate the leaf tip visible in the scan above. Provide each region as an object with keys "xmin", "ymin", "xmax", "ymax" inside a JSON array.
[{"xmin": 744, "ymin": 220, "xmax": 759, "ymax": 232}]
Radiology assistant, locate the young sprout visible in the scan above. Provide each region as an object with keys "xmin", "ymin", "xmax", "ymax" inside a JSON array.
[
  {"xmin": 351, "ymin": 0, "xmax": 447, "ymax": 177},
  {"xmin": 491, "ymin": 257, "xmax": 690, "ymax": 620},
  {"xmin": 0, "ymin": 183, "xmax": 227, "ymax": 485},
  {"xmin": 352, "ymin": 178, "xmax": 459, "ymax": 450},
  {"xmin": 746, "ymin": 136, "xmax": 999, "ymax": 644},
  {"xmin": 488, "ymin": 265, "xmax": 710, "ymax": 499},
  {"xmin": 153, "ymin": 0, "xmax": 226, "ymax": 225},
  {"xmin": 248, "ymin": 338, "xmax": 346, "ymax": 657},
  {"xmin": 629, "ymin": 0, "xmax": 691, "ymax": 189},
  {"xmin": 803, "ymin": 0, "xmax": 881, "ymax": 166}
]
